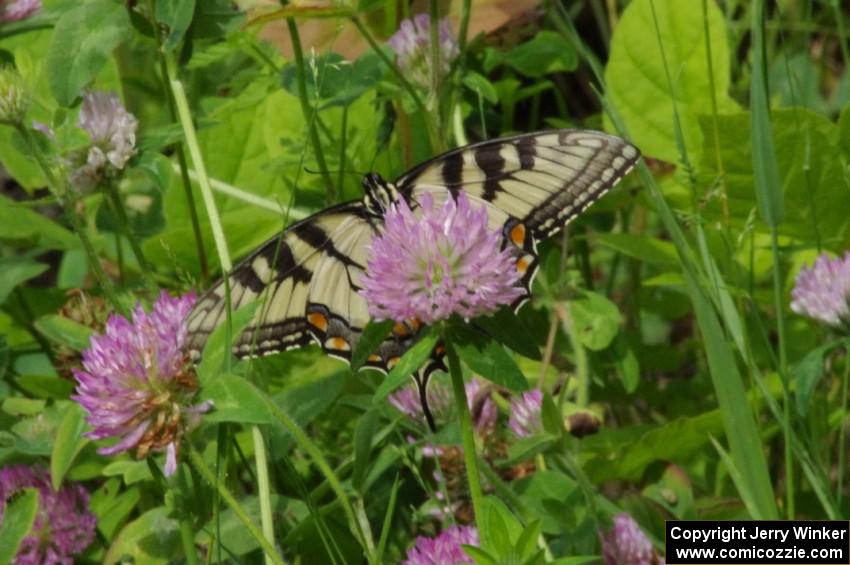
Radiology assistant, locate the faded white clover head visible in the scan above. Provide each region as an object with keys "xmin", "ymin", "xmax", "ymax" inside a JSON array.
[
  {"xmin": 68, "ymin": 91, "xmax": 138, "ymax": 191},
  {"xmin": 388, "ymin": 14, "xmax": 458, "ymax": 91}
]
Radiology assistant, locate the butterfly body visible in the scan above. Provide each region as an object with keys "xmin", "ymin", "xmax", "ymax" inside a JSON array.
[{"xmin": 185, "ymin": 129, "xmax": 639, "ymax": 375}]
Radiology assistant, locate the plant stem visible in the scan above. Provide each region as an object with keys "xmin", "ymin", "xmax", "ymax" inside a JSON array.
[
  {"xmin": 188, "ymin": 448, "xmax": 285, "ymax": 565},
  {"xmin": 168, "ymin": 58, "xmax": 281, "ymax": 561},
  {"xmin": 428, "ymin": 0, "xmax": 442, "ymax": 136},
  {"xmin": 147, "ymin": 0, "xmax": 209, "ymax": 282},
  {"xmin": 15, "ymin": 125, "xmax": 124, "ymax": 314},
  {"xmin": 838, "ymin": 340, "xmax": 850, "ymax": 506},
  {"xmin": 252, "ymin": 427, "xmax": 276, "ymax": 565},
  {"xmin": 266, "ymin": 400, "xmax": 375, "ymax": 560},
  {"xmin": 285, "ymin": 18, "xmax": 335, "ymax": 203},
  {"xmin": 444, "ymin": 339, "xmax": 484, "ymax": 523},
  {"xmin": 350, "ymin": 17, "xmax": 438, "ymax": 150},
  {"xmin": 175, "ymin": 466, "xmax": 201, "ymax": 565},
  {"xmin": 104, "ymin": 180, "xmax": 158, "ymax": 295}
]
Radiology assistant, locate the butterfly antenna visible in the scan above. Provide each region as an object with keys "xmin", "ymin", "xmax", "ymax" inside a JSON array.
[{"xmin": 415, "ymin": 372, "xmax": 438, "ymax": 433}]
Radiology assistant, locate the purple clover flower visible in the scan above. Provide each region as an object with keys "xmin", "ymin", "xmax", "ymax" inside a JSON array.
[
  {"xmin": 403, "ymin": 525, "xmax": 478, "ymax": 565},
  {"xmin": 361, "ymin": 192, "xmax": 524, "ymax": 324},
  {"xmin": 389, "ymin": 377, "xmax": 497, "ymax": 433},
  {"xmin": 0, "ymin": 464, "xmax": 96, "ymax": 564},
  {"xmin": 69, "ymin": 91, "xmax": 138, "ymax": 191},
  {"xmin": 599, "ymin": 513, "xmax": 662, "ymax": 565},
  {"xmin": 0, "ymin": 0, "xmax": 41, "ymax": 23},
  {"xmin": 508, "ymin": 389, "xmax": 543, "ymax": 438},
  {"xmin": 388, "ymin": 14, "xmax": 458, "ymax": 91},
  {"xmin": 72, "ymin": 291, "xmax": 210, "ymax": 476},
  {"xmin": 790, "ymin": 252, "xmax": 850, "ymax": 330}
]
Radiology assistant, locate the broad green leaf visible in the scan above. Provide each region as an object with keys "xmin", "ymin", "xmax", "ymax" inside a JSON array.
[
  {"xmin": 697, "ymin": 109, "xmax": 849, "ymax": 242},
  {"xmin": 792, "ymin": 341, "xmax": 842, "ymax": 415},
  {"xmin": 0, "ymin": 489, "xmax": 38, "ymax": 564},
  {"xmin": 104, "ymin": 507, "xmax": 179, "ymax": 565},
  {"xmin": 569, "ymin": 291, "xmax": 623, "ymax": 351},
  {"xmin": 463, "ymin": 72, "xmax": 499, "ymax": 103},
  {"xmin": 474, "ymin": 307, "xmax": 541, "ymax": 360},
  {"xmin": 502, "ymin": 433, "xmax": 557, "ymax": 466},
  {"xmin": 350, "ymin": 319, "xmax": 393, "ymax": 372},
  {"xmin": 89, "ymin": 479, "xmax": 141, "ymax": 539},
  {"xmin": 199, "ymin": 375, "xmax": 273, "ymax": 424},
  {"xmin": 34, "ymin": 314, "xmax": 95, "ymax": 352},
  {"xmin": 270, "ymin": 369, "xmax": 347, "ymax": 452},
  {"xmin": 14, "ymin": 375, "xmax": 74, "ymax": 400},
  {"xmin": 3, "ymin": 397, "xmax": 45, "ymax": 416},
  {"xmin": 156, "ymin": 0, "xmax": 195, "ymax": 51},
  {"xmin": 51, "ymin": 402, "xmax": 89, "ymax": 489},
  {"xmin": 0, "ymin": 196, "xmax": 77, "ymax": 249},
  {"xmin": 594, "ymin": 232, "xmax": 679, "ymax": 267},
  {"xmin": 479, "ymin": 496, "xmax": 523, "ymax": 556},
  {"xmin": 102, "ymin": 460, "xmax": 152, "ymax": 485},
  {"xmin": 46, "ymin": 0, "xmax": 131, "ymax": 106},
  {"xmin": 605, "ymin": 0, "xmax": 737, "ymax": 163},
  {"xmin": 449, "ymin": 325, "xmax": 527, "ymax": 391},
  {"xmin": 0, "ymin": 259, "xmax": 47, "ymax": 305},
  {"xmin": 372, "ymin": 327, "xmax": 438, "ymax": 403},
  {"xmin": 196, "ymin": 495, "xmax": 291, "ymax": 556},
  {"xmin": 505, "ymin": 30, "xmax": 577, "ymax": 78},
  {"xmin": 839, "ymin": 102, "xmax": 850, "ymax": 157}
]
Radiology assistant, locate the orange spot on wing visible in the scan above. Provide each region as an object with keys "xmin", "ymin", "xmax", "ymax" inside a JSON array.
[
  {"xmin": 517, "ymin": 256, "xmax": 530, "ymax": 274},
  {"xmin": 387, "ymin": 356, "xmax": 401, "ymax": 369},
  {"xmin": 510, "ymin": 223, "xmax": 526, "ymax": 247},
  {"xmin": 367, "ymin": 353, "xmax": 382, "ymax": 363},
  {"xmin": 325, "ymin": 337, "xmax": 350, "ymax": 352},
  {"xmin": 393, "ymin": 322, "xmax": 410, "ymax": 337},
  {"xmin": 307, "ymin": 312, "xmax": 328, "ymax": 332}
]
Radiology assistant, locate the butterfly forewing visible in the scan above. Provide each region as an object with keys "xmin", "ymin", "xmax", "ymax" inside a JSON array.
[{"xmin": 395, "ymin": 129, "xmax": 640, "ymax": 238}]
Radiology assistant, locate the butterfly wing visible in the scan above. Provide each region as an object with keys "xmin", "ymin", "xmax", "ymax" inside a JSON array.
[
  {"xmin": 185, "ymin": 203, "xmax": 367, "ymax": 360},
  {"xmin": 395, "ymin": 129, "xmax": 640, "ymax": 239}
]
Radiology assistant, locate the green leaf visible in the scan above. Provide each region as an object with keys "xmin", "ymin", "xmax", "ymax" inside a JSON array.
[
  {"xmin": 502, "ymin": 433, "xmax": 558, "ymax": 466},
  {"xmin": 749, "ymin": 0, "xmax": 783, "ymax": 227},
  {"xmin": 448, "ymin": 325, "xmax": 527, "ymax": 391},
  {"xmin": 199, "ymin": 375, "xmax": 273, "ymax": 424},
  {"xmin": 605, "ymin": 0, "xmax": 738, "ymax": 163},
  {"xmin": 463, "ymin": 72, "xmax": 499, "ymax": 103},
  {"xmin": 14, "ymin": 375, "xmax": 75, "ymax": 399},
  {"xmin": 514, "ymin": 520, "xmax": 543, "ymax": 562},
  {"xmin": 351, "ymin": 319, "xmax": 393, "ymax": 372},
  {"xmin": 104, "ymin": 507, "xmax": 179, "ymax": 564},
  {"xmin": 539, "ymin": 392, "xmax": 563, "ymax": 437},
  {"xmin": 474, "ymin": 307, "xmax": 541, "ymax": 360},
  {"xmin": 0, "ymin": 259, "xmax": 47, "ymax": 305},
  {"xmin": 372, "ymin": 327, "xmax": 438, "ymax": 403},
  {"xmin": 352, "ymin": 408, "xmax": 378, "ymax": 493},
  {"xmin": 89, "ymin": 479, "xmax": 141, "ymax": 539},
  {"xmin": 505, "ymin": 30, "xmax": 577, "ymax": 78},
  {"xmin": 792, "ymin": 341, "xmax": 841, "ymax": 415},
  {"xmin": 839, "ymin": 102, "xmax": 850, "ymax": 157},
  {"xmin": 3, "ymin": 397, "xmax": 45, "ymax": 416},
  {"xmin": 51, "ymin": 402, "xmax": 89, "ymax": 489},
  {"xmin": 34, "ymin": 314, "xmax": 94, "ymax": 352},
  {"xmin": 46, "ymin": 0, "xmax": 131, "ymax": 106},
  {"xmin": 479, "ymin": 496, "xmax": 523, "ymax": 556},
  {"xmin": 696, "ymin": 109, "xmax": 849, "ymax": 240},
  {"xmin": 594, "ymin": 233, "xmax": 679, "ymax": 267},
  {"xmin": 462, "ymin": 545, "xmax": 500, "ymax": 565},
  {"xmin": 0, "ymin": 196, "xmax": 77, "ymax": 249},
  {"xmin": 197, "ymin": 301, "xmax": 258, "ymax": 382},
  {"xmin": 156, "ymin": 0, "xmax": 195, "ymax": 51},
  {"xmin": 569, "ymin": 291, "xmax": 623, "ymax": 351},
  {"xmin": 0, "ymin": 488, "xmax": 38, "ymax": 564}
]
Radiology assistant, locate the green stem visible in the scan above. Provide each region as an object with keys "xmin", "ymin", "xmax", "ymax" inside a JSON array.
[
  {"xmin": 188, "ymin": 448, "xmax": 285, "ymax": 565},
  {"xmin": 838, "ymin": 340, "xmax": 850, "ymax": 506},
  {"xmin": 168, "ymin": 55, "xmax": 283, "ymax": 562},
  {"xmin": 350, "ymin": 17, "xmax": 438, "ymax": 149},
  {"xmin": 428, "ymin": 0, "xmax": 442, "ymax": 135},
  {"xmin": 769, "ymin": 229, "xmax": 793, "ymax": 519},
  {"xmin": 444, "ymin": 339, "xmax": 484, "ymax": 523},
  {"xmin": 175, "ymin": 467, "xmax": 201, "ymax": 565},
  {"xmin": 252, "ymin": 426, "xmax": 277, "ymax": 565},
  {"xmin": 266, "ymin": 400, "xmax": 374, "ymax": 560},
  {"xmin": 285, "ymin": 18, "xmax": 335, "ymax": 203},
  {"xmin": 15, "ymin": 125, "xmax": 124, "ymax": 314},
  {"xmin": 104, "ymin": 180, "xmax": 158, "ymax": 294}
]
